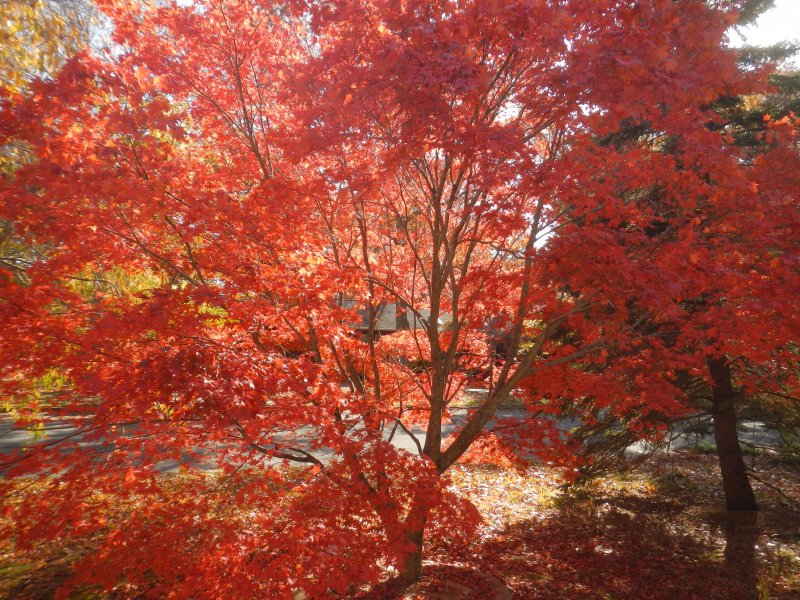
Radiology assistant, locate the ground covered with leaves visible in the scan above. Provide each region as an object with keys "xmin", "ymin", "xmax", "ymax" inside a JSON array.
[
  {"xmin": 411, "ymin": 451, "xmax": 800, "ymax": 600},
  {"xmin": 2, "ymin": 450, "xmax": 799, "ymax": 599}
]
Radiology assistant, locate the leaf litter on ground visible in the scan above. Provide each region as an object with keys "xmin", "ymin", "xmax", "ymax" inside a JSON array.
[{"xmin": 2, "ymin": 450, "xmax": 799, "ymax": 599}]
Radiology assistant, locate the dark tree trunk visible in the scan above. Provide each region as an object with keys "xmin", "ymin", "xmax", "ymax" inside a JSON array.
[
  {"xmin": 398, "ymin": 526, "xmax": 424, "ymax": 583},
  {"xmin": 396, "ymin": 505, "xmax": 428, "ymax": 584},
  {"xmin": 708, "ymin": 357, "xmax": 758, "ymax": 511}
]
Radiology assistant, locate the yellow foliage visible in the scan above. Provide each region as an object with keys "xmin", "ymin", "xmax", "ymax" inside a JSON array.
[
  {"xmin": 0, "ymin": 0, "xmax": 94, "ymax": 94},
  {"xmin": 0, "ymin": 1, "xmax": 95, "ymax": 174}
]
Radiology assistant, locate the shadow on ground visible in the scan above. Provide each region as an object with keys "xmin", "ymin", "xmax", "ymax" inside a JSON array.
[
  {"xmin": 475, "ymin": 505, "xmax": 760, "ymax": 599},
  {"xmin": 356, "ymin": 507, "xmax": 779, "ymax": 599},
  {"xmin": 355, "ymin": 469, "xmax": 800, "ymax": 600}
]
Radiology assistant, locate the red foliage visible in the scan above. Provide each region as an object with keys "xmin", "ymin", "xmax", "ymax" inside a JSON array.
[{"xmin": 1, "ymin": 0, "xmax": 797, "ymax": 596}]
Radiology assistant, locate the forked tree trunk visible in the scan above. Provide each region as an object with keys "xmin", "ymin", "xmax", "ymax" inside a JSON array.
[{"xmin": 708, "ymin": 357, "xmax": 758, "ymax": 511}]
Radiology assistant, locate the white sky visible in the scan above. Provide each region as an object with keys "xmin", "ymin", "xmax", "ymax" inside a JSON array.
[{"xmin": 729, "ymin": 0, "xmax": 800, "ymax": 66}]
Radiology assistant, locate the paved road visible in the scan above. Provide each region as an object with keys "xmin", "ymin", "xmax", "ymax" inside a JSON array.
[
  {"xmin": 1, "ymin": 411, "xmax": 784, "ymax": 475},
  {"xmin": 0, "ymin": 408, "xmax": 547, "ymax": 473}
]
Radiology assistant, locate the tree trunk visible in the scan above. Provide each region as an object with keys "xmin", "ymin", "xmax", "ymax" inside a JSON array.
[
  {"xmin": 398, "ymin": 526, "xmax": 424, "ymax": 583},
  {"xmin": 396, "ymin": 503, "xmax": 428, "ymax": 584},
  {"xmin": 708, "ymin": 357, "xmax": 758, "ymax": 511}
]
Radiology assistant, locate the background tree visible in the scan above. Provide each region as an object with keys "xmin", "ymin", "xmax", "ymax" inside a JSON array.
[
  {"xmin": 1, "ymin": 0, "xmax": 97, "ymax": 176},
  {"xmin": 547, "ymin": 0, "xmax": 800, "ymax": 512},
  {"xmin": 0, "ymin": 0, "xmax": 95, "ymax": 94},
  {"xmin": 697, "ymin": 32, "xmax": 800, "ymax": 508},
  {"xmin": 1, "ymin": 0, "xmax": 98, "ymax": 351}
]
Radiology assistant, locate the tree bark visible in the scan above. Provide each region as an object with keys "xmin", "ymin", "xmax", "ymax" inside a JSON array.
[
  {"xmin": 398, "ymin": 526, "xmax": 424, "ymax": 583},
  {"xmin": 708, "ymin": 357, "xmax": 758, "ymax": 511},
  {"xmin": 396, "ymin": 503, "xmax": 428, "ymax": 584}
]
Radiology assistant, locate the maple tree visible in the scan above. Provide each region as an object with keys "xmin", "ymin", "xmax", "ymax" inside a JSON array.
[
  {"xmin": 1, "ymin": 0, "xmax": 797, "ymax": 596},
  {"xmin": 533, "ymin": 0, "xmax": 800, "ymax": 509},
  {"xmin": 560, "ymin": 13, "xmax": 800, "ymax": 508},
  {"xmin": 704, "ymin": 6, "xmax": 800, "ymax": 491},
  {"xmin": 680, "ymin": 63, "xmax": 800, "ymax": 510}
]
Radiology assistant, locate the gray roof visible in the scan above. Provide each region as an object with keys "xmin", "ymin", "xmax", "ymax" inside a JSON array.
[
  {"xmin": 338, "ymin": 296, "xmax": 449, "ymax": 333},
  {"xmin": 339, "ymin": 297, "xmax": 398, "ymax": 332}
]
